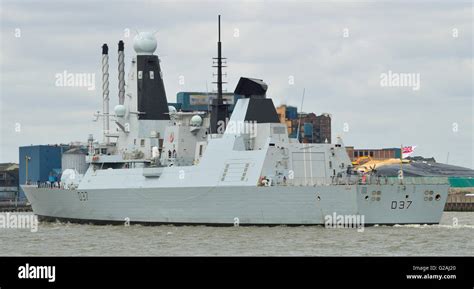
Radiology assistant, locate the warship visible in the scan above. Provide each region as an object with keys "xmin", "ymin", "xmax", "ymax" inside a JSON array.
[{"xmin": 22, "ymin": 17, "xmax": 449, "ymax": 225}]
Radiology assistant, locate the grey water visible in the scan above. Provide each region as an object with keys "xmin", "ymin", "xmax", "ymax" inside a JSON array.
[{"xmin": 1, "ymin": 212, "xmax": 472, "ymax": 256}]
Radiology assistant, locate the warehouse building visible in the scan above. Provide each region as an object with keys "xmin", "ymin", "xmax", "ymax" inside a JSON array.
[
  {"xmin": 0, "ymin": 163, "xmax": 19, "ymax": 201},
  {"xmin": 18, "ymin": 145, "xmax": 65, "ymax": 200}
]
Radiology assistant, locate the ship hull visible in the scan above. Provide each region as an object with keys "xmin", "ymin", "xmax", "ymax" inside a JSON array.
[{"xmin": 22, "ymin": 183, "xmax": 449, "ymax": 225}]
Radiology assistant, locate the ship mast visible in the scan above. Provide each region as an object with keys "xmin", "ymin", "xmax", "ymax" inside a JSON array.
[
  {"xmin": 210, "ymin": 15, "xmax": 229, "ymax": 134},
  {"xmin": 217, "ymin": 15, "xmax": 223, "ymax": 103}
]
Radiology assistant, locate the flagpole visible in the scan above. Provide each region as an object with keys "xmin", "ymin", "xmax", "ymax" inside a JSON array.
[{"xmin": 400, "ymin": 144, "xmax": 403, "ymax": 184}]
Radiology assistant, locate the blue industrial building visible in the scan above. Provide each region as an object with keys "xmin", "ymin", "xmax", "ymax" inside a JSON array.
[
  {"xmin": 174, "ymin": 92, "xmax": 243, "ymax": 112},
  {"xmin": 18, "ymin": 145, "xmax": 66, "ymax": 200},
  {"xmin": 285, "ymin": 106, "xmax": 298, "ymax": 120}
]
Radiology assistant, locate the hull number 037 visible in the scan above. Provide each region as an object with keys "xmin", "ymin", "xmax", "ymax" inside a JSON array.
[
  {"xmin": 391, "ymin": 200, "xmax": 412, "ymax": 209},
  {"xmin": 78, "ymin": 191, "xmax": 88, "ymax": 201}
]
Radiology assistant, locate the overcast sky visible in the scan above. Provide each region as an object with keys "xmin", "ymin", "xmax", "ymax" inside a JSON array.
[{"xmin": 0, "ymin": 0, "xmax": 472, "ymax": 168}]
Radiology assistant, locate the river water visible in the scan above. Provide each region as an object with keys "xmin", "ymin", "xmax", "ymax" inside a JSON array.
[{"xmin": 1, "ymin": 212, "xmax": 472, "ymax": 256}]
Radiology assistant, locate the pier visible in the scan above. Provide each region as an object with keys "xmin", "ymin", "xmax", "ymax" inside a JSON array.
[
  {"xmin": 0, "ymin": 201, "xmax": 32, "ymax": 212},
  {"xmin": 444, "ymin": 189, "xmax": 474, "ymax": 212}
]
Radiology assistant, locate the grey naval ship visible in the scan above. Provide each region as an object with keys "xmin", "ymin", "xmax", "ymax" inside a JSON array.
[{"xmin": 22, "ymin": 17, "xmax": 449, "ymax": 225}]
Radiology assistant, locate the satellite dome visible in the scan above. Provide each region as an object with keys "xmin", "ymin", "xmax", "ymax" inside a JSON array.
[
  {"xmin": 133, "ymin": 32, "xmax": 157, "ymax": 55},
  {"xmin": 114, "ymin": 104, "xmax": 126, "ymax": 117},
  {"xmin": 168, "ymin": 106, "xmax": 177, "ymax": 113},
  {"xmin": 190, "ymin": 115, "xmax": 203, "ymax": 127}
]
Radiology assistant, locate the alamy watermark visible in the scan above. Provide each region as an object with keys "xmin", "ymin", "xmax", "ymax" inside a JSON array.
[
  {"xmin": 324, "ymin": 212, "xmax": 365, "ymax": 232},
  {"xmin": 0, "ymin": 213, "xmax": 38, "ymax": 232},
  {"xmin": 217, "ymin": 119, "xmax": 257, "ymax": 137},
  {"xmin": 18, "ymin": 263, "xmax": 55, "ymax": 283},
  {"xmin": 380, "ymin": 70, "xmax": 420, "ymax": 91},
  {"xmin": 55, "ymin": 70, "xmax": 96, "ymax": 91}
]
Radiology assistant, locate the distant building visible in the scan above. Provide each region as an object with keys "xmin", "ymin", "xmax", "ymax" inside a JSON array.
[
  {"xmin": 276, "ymin": 105, "xmax": 297, "ymax": 135},
  {"xmin": 0, "ymin": 163, "xmax": 19, "ymax": 201},
  {"xmin": 19, "ymin": 145, "xmax": 66, "ymax": 200},
  {"xmin": 172, "ymin": 92, "xmax": 243, "ymax": 112},
  {"xmin": 345, "ymin": 146, "xmax": 401, "ymax": 161},
  {"xmin": 276, "ymin": 105, "xmax": 331, "ymax": 144}
]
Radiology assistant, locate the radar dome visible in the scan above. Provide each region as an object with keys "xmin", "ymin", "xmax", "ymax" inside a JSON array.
[
  {"xmin": 190, "ymin": 115, "xmax": 203, "ymax": 127},
  {"xmin": 133, "ymin": 32, "xmax": 157, "ymax": 55},
  {"xmin": 168, "ymin": 106, "xmax": 177, "ymax": 113},
  {"xmin": 114, "ymin": 104, "xmax": 126, "ymax": 117}
]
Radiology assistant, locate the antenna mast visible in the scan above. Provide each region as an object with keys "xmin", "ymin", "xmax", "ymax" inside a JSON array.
[
  {"xmin": 210, "ymin": 15, "xmax": 229, "ymax": 134},
  {"xmin": 217, "ymin": 15, "xmax": 223, "ymax": 102},
  {"xmin": 296, "ymin": 88, "xmax": 305, "ymax": 142}
]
